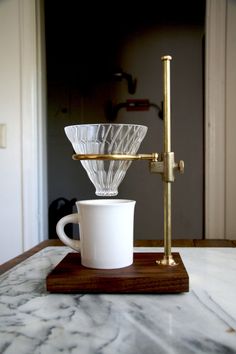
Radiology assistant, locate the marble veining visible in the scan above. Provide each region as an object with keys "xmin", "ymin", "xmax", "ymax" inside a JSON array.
[{"xmin": 0, "ymin": 247, "xmax": 236, "ymax": 354}]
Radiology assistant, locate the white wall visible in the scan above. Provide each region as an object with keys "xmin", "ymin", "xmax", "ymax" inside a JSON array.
[
  {"xmin": 0, "ymin": 0, "xmax": 24, "ymax": 263},
  {"xmin": 0, "ymin": 0, "xmax": 47, "ymax": 264}
]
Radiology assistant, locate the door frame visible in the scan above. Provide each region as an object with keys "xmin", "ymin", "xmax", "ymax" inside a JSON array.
[
  {"xmin": 21, "ymin": 0, "xmax": 47, "ymax": 250},
  {"xmin": 205, "ymin": 0, "xmax": 227, "ymax": 239}
]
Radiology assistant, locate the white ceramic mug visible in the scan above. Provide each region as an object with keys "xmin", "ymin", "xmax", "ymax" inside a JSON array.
[{"xmin": 56, "ymin": 199, "xmax": 136, "ymax": 269}]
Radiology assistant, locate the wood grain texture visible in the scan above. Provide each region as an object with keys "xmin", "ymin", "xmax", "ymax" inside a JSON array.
[{"xmin": 46, "ymin": 252, "xmax": 189, "ymax": 294}]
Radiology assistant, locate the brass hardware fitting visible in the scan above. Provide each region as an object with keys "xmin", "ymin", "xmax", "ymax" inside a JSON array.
[
  {"xmin": 72, "ymin": 153, "xmax": 159, "ymax": 162},
  {"xmin": 156, "ymin": 254, "xmax": 178, "ymax": 266},
  {"xmin": 176, "ymin": 160, "xmax": 184, "ymax": 174},
  {"xmin": 149, "ymin": 152, "xmax": 184, "ymax": 182}
]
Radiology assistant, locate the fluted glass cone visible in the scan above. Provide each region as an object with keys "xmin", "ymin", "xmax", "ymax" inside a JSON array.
[{"xmin": 65, "ymin": 124, "xmax": 148, "ymax": 196}]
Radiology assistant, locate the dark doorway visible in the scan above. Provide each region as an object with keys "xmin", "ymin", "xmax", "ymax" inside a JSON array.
[{"xmin": 44, "ymin": 1, "xmax": 206, "ymax": 240}]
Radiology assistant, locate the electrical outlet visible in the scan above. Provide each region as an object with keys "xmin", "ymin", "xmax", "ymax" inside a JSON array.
[{"xmin": 0, "ymin": 124, "xmax": 7, "ymax": 148}]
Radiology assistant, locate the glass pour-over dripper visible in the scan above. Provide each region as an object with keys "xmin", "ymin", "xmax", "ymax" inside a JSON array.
[{"xmin": 65, "ymin": 123, "xmax": 148, "ymax": 196}]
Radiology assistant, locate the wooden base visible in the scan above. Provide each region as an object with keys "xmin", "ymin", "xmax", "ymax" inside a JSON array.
[{"xmin": 46, "ymin": 252, "xmax": 189, "ymax": 294}]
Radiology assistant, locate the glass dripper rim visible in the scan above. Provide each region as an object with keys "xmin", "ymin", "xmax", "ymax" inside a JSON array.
[{"xmin": 65, "ymin": 123, "xmax": 148, "ymax": 129}]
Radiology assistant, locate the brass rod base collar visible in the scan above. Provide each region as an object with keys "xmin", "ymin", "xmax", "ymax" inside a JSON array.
[{"xmin": 156, "ymin": 255, "xmax": 178, "ymax": 266}]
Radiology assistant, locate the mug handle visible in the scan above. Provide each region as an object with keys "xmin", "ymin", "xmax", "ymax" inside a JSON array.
[{"xmin": 56, "ymin": 213, "xmax": 80, "ymax": 251}]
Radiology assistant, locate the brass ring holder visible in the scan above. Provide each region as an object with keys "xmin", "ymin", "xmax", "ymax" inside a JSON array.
[
  {"xmin": 72, "ymin": 56, "xmax": 184, "ymax": 266},
  {"xmin": 72, "ymin": 153, "xmax": 159, "ymax": 161}
]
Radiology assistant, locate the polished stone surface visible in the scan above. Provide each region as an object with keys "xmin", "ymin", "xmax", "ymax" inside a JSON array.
[{"xmin": 0, "ymin": 247, "xmax": 236, "ymax": 354}]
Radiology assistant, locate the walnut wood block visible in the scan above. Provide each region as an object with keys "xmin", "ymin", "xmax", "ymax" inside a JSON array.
[{"xmin": 46, "ymin": 252, "xmax": 189, "ymax": 294}]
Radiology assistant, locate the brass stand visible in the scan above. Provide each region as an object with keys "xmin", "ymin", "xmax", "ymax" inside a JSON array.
[{"xmin": 72, "ymin": 55, "xmax": 184, "ymax": 266}]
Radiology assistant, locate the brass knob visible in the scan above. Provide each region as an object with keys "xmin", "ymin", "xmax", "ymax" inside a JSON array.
[{"xmin": 178, "ymin": 160, "xmax": 184, "ymax": 174}]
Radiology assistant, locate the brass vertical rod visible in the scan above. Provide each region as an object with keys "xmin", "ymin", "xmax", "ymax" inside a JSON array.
[
  {"xmin": 164, "ymin": 182, "xmax": 172, "ymax": 258},
  {"xmin": 163, "ymin": 56, "xmax": 171, "ymax": 153},
  {"xmin": 160, "ymin": 55, "xmax": 177, "ymax": 266}
]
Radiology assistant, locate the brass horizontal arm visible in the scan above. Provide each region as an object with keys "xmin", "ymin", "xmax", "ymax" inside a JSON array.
[{"xmin": 72, "ymin": 153, "xmax": 159, "ymax": 161}]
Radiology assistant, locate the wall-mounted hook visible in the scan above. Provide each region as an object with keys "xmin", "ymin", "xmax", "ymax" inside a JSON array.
[
  {"xmin": 112, "ymin": 71, "xmax": 137, "ymax": 94},
  {"xmin": 105, "ymin": 99, "xmax": 163, "ymax": 121}
]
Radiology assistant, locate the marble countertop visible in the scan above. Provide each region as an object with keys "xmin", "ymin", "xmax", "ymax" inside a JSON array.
[{"xmin": 0, "ymin": 246, "xmax": 236, "ymax": 354}]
